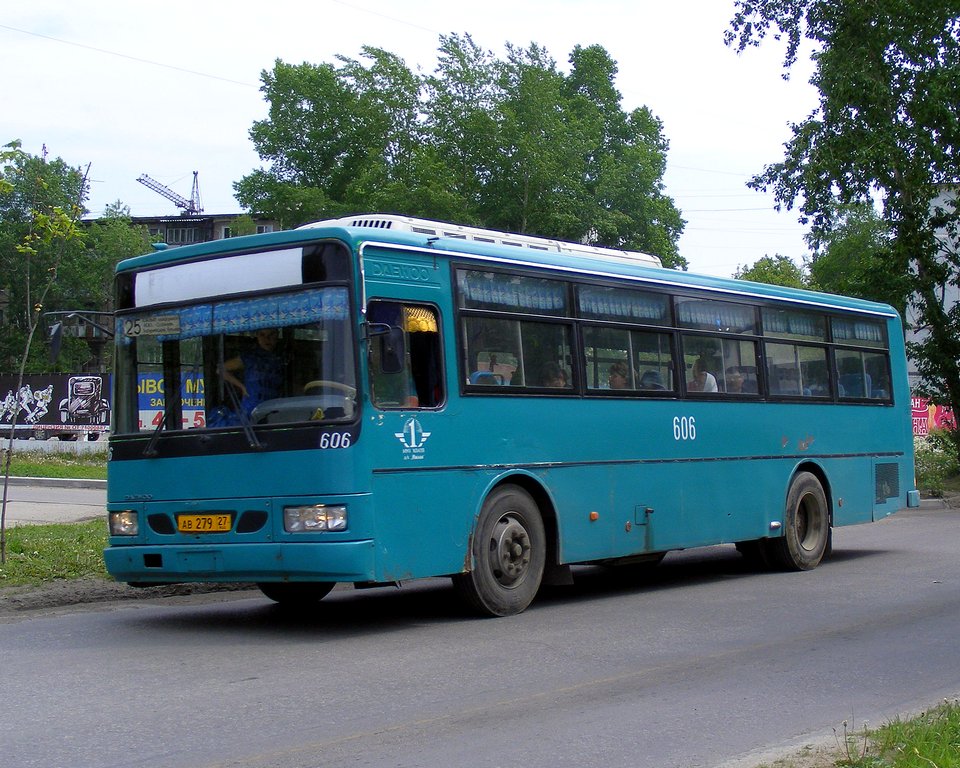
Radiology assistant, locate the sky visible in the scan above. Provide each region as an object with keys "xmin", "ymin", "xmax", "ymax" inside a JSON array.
[{"xmin": 2, "ymin": 0, "xmax": 820, "ymax": 278}]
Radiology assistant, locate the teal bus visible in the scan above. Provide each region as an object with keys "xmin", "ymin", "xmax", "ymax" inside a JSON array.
[{"xmin": 104, "ymin": 214, "xmax": 919, "ymax": 616}]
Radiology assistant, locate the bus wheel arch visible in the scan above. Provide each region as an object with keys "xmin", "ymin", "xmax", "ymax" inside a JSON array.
[
  {"xmin": 768, "ymin": 467, "xmax": 831, "ymax": 571},
  {"xmin": 454, "ymin": 478, "xmax": 551, "ymax": 617}
]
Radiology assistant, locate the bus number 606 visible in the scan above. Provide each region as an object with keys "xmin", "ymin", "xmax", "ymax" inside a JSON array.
[
  {"xmin": 319, "ymin": 432, "xmax": 351, "ymax": 449},
  {"xmin": 673, "ymin": 416, "xmax": 696, "ymax": 441}
]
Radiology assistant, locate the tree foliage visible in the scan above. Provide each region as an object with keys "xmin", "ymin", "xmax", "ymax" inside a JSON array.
[
  {"xmin": 235, "ymin": 36, "xmax": 686, "ymax": 268},
  {"xmin": 734, "ymin": 254, "xmax": 807, "ymax": 288},
  {"xmin": 0, "ymin": 144, "xmax": 152, "ymax": 372},
  {"xmin": 806, "ymin": 203, "xmax": 910, "ymax": 314},
  {"xmin": 727, "ymin": 2, "xmax": 960, "ymax": 420},
  {"xmin": 0, "ymin": 142, "xmax": 86, "ymax": 331}
]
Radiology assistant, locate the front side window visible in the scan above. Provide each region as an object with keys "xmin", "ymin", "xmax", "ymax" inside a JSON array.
[
  {"xmin": 114, "ymin": 287, "xmax": 355, "ymax": 434},
  {"xmin": 367, "ymin": 301, "xmax": 443, "ymax": 409}
]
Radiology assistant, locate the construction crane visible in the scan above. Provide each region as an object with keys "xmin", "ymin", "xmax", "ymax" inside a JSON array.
[{"xmin": 136, "ymin": 171, "xmax": 203, "ymax": 215}]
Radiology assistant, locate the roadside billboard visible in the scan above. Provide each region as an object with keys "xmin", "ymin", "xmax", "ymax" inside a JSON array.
[
  {"xmin": 912, "ymin": 397, "xmax": 956, "ymax": 436},
  {"xmin": 137, "ymin": 372, "xmax": 205, "ymax": 430},
  {"xmin": 0, "ymin": 374, "xmax": 111, "ymax": 440}
]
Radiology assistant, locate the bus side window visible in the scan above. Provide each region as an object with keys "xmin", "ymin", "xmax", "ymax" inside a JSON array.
[{"xmin": 368, "ymin": 302, "xmax": 443, "ymax": 409}]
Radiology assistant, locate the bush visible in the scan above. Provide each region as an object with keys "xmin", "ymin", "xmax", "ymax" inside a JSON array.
[{"xmin": 914, "ymin": 429, "xmax": 959, "ymax": 496}]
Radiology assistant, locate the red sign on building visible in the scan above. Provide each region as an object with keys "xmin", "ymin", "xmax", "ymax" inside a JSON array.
[{"xmin": 912, "ymin": 397, "xmax": 956, "ymax": 436}]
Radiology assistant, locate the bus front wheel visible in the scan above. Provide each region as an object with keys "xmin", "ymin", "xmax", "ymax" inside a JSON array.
[
  {"xmin": 768, "ymin": 472, "xmax": 830, "ymax": 571},
  {"xmin": 257, "ymin": 581, "xmax": 335, "ymax": 607},
  {"xmin": 454, "ymin": 485, "xmax": 546, "ymax": 617}
]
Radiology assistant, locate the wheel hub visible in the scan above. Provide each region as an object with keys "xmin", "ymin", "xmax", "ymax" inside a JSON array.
[
  {"xmin": 489, "ymin": 515, "xmax": 531, "ymax": 587},
  {"xmin": 796, "ymin": 494, "xmax": 822, "ymax": 551}
]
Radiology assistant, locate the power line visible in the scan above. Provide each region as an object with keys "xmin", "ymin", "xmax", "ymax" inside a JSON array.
[
  {"xmin": 682, "ymin": 206, "xmax": 785, "ymax": 213},
  {"xmin": 0, "ymin": 23, "xmax": 257, "ymax": 88},
  {"xmin": 670, "ymin": 163, "xmax": 757, "ymax": 177},
  {"xmin": 327, "ymin": 0, "xmax": 442, "ymax": 36}
]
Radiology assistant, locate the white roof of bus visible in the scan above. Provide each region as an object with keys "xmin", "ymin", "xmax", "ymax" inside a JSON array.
[{"xmin": 298, "ymin": 214, "xmax": 663, "ymax": 269}]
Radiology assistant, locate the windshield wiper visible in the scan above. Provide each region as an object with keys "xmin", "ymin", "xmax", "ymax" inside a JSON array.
[
  {"xmin": 225, "ymin": 383, "xmax": 264, "ymax": 450},
  {"xmin": 142, "ymin": 411, "xmax": 167, "ymax": 458}
]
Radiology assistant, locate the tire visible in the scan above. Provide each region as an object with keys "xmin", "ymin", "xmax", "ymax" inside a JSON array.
[
  {"xmin": 257, "ymin": 581, "xmax": 335, "ymax": 607},
  {"xmin": 454, "ymin": 485, "xmax": 546, "ymax": 617},
  {"xmin": 767, "ymin": 472, "xmax": 830, "ymax": 571}
]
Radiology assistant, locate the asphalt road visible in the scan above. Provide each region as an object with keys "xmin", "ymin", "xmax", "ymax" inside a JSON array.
[{"xmin": 1, "ymin": 502, "xmax": 958, "ymax": 768}]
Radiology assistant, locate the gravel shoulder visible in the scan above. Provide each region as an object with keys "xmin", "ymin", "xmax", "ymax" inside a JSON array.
[{"xmin": 0, "ymin": 578, "xmax": 257, "ymax": 616}]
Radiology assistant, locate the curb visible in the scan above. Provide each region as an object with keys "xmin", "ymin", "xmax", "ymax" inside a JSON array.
[{"xmin": 4, "ymin": 476, "xmax": 106, "ymax": 490}]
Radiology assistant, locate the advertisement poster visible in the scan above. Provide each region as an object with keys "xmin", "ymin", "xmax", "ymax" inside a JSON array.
[
  {"xmin": 137, "ymin": 372, "xmax": 206, "ymax": 430},
  {"xmin": 0, "ymin": 374, "xmax": 111, "ymax": 439},
  {"xmin": 912, "ymin": 397, "xmax": 956, "ymax": 436}
]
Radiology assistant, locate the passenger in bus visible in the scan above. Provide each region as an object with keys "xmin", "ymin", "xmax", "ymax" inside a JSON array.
[
  {"xmin": 220, "ymin": 327, "xmax": 285, "ymax": 417},
  {"xmin": 725, "ymin": 367, "xmax": 745, "ymax": 394},
  {"xmin": 687, "ymin": 357, "xmax": 718, "ymax": 393},
  {"xmin": 608, "ymin": 361, "xmax": 632, "ymax": 389},
  {"xmin": 725, "ymin": 365, "xmax": 757, "ymax": 395},
  {"xmin": 639, "ymin": 370, "xmax": 666, "ymax": 390},
  {"xmin": 725, "ymin": 366, "xmax": 758, "ymax": 394},
  {"xmin": 539, "ymin": 362, "xmax": 568, "ymax": 388}
]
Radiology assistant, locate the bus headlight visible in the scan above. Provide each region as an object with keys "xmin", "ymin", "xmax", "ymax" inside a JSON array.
[
  {"xmin": 109, "ymin": 510, "xmax": 139, "ymax": 536},
  {"xmin": 284, "ymin": 504, "xmax": 347, "ymax": 532}
]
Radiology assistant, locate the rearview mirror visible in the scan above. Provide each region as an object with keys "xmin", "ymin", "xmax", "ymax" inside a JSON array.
[{"xmin": 378, "ymin": 327, "xmax": 406, "ymax": 374}]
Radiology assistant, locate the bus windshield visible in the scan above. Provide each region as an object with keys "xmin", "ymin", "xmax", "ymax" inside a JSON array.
[{"xmin": 114, "ymin": 286, "xmax": 356, "ymax": 434}]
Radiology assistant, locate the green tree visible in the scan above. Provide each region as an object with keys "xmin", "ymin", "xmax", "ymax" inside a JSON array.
[
  {"xmin": 71, "ymin": 203, "xmax": 153, "ymax": 311},
  {"xmin": 234, "ymin": 37, "xmax": 686, "ymax": 267},
  {"xmin": 566, "ymin": 45, "xmax": 686, "ymax": 266},
  {"xmin": 1, "ymin": 150, "xmax": 150, "ymax": 373},
  {"xmin": 1, "ymin": 141, "xmax": 88, "ymax": 563},
  {"xmin": 236, "ymin": 60, "xmax": 365, "ymax": 227},
  {"xmin": 806, "ymin": 203, "xmax": 909, "ymax": 312},
  {"xmin": 0, "ymin": 141, "xmax": 87, "ymax": 372},
  {"xmin": 734, "ymin": 254, "xmax": 807, "ymax": 288},
  {"xmin": 229, "ymin": 213, "xmax": 258, "ymax": 237},
  {"xmin": 0, "ymin": 142, "xmax": 86, "ymax": 333},
  {"xmin": 727, "ymin": 2, "xmax": 960, "ymax": 433},
  {"xmin": 483, "ymin": 43, "xmax": 589, "ymax": 239},
  {"xmin": 423, "ymin": 34, "xmax": 502, "ymax": 221}
]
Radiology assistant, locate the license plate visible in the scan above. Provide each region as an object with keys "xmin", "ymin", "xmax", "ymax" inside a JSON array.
[{"xmin": 177, "ymin": 513, "xmax": 232, "ymax": 533}]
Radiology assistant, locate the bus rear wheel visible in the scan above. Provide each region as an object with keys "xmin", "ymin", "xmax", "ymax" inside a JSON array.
[
  {"xmin": 257, "ymin": 581, "xmax": 335, "ymax": 606},
  {"xmin": 767, "ymin": 472, "xmax": 830, "ymax": 571},
  {"xmin": 454, "ymin": 485, "xmax": 546, "ymax": 617}
]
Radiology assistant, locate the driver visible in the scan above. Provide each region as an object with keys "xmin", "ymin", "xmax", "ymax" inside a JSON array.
[{"xmin": 221, "ymin": 328, "xmax": 285, "ymax": 419}]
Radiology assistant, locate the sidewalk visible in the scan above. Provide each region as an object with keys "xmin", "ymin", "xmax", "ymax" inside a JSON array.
[
  {"xmin": 4, "ymin": 476, "xmax": 106, "ymax": 490},
  {"xmin": 1, "ymin": 476, "xmax": 106, "ymax": 526}
]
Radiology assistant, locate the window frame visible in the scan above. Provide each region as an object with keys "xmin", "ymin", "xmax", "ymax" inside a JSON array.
[{"xmin": 366, "ymin": 299, "xmax": 446, "ymax": 411}]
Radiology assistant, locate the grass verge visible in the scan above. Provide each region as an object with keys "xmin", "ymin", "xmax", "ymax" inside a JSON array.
[
  {"xmin": 762, "ymin": 700, "xmax": 960, "ymax": 768},
  {"xmin": 2, "ymin": 449, "xmax": 107, "ymax": 480},
  {"xmin": 0, "ymin": 520, "xmax": 108, "ymax": 587},
  {"xmin": 843, "ymin": 701, "xmax": 960, "ymax": 767}
]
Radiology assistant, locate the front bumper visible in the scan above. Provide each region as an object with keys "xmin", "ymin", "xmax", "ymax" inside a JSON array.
[{"xmin": 103, "ymin": 540, "xmax": 376, "ymax": 584}]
